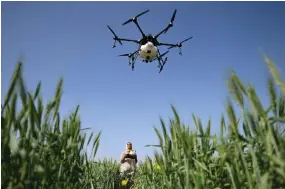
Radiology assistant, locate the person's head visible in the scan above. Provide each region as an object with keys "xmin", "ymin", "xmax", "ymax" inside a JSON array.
[{"xmin": 126, "ymin": 142, "xmax": 132, "ymax": 150}]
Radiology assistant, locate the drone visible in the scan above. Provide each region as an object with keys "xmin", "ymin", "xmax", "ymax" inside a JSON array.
[{"xmin": 107, "ymin": 9, "xmax": 193, "ymax": 73}]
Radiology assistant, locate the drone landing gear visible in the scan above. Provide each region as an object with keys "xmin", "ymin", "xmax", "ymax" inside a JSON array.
[
  {"xmin": 118, "ymin": 51, "xmax": 139, "ymax": 71},
  {"xmin": 156, "ymin": 50, "xmax": 169, "ymax": 73},
  {"xmin": 158, "ymin": 57, "xmax": 168, "ymax": 73},
  {"xmin": 129, "ymin": 53, "xmax": 138, "ymax": 71}
]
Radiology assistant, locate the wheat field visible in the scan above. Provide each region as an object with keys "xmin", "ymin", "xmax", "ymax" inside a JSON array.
[{"xmin": 1, "ymin": 55, "xmax": 285, "ymax": 189}]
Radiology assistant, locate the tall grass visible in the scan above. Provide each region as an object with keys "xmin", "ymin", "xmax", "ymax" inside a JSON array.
[
  {"xmin": 1, "ymin": 62, "xmax": 101, "ymax": 188},
  {"xmin": 84, "ymin": 158, "xmax": 122, "ymax": 189},
  {"xmin": 2, "ymin": 55, "xmax": 285, "ymax": 189},
  {"xmin": 133, "ymin": 55, "xmax": 285, "ymax": 189}
]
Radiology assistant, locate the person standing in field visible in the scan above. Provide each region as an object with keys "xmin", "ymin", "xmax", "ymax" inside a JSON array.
[{"xmin": 120, "ymin": 142, "xmax": 138, "ymax": 178}]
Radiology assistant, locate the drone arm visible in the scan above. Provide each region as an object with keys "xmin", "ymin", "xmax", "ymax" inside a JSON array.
[
  {"xmin": 154, "ymin": 26, "xmax": 171, "ymax": 39},
  {"xmin": 159, "ymin": 37, "xmax": 192, "ymax": 55},
  {"xmin": 158, "ymin": 42, "xmax": 183, "ymax": 55},
  {"xmin": 133, "ymin": 20, "xmax": 146, "ymax": 37},
  {"xmin": 122, "ymin": 10, "xmax": 149, "ymax": 37},
  {"xmin": 112, "ymin": 37, "xmax": 138, "ymax": 48},
  {"xmin": 154, "ymin": 9, "xmax": 177, "ymax": 39},
  {"xmin": 115, "ymin": 37, "xmax": 139, "ymax": 43},
  {"xmin": 157, "ymin": 42, "xmax": 177, "ymax": 48}
]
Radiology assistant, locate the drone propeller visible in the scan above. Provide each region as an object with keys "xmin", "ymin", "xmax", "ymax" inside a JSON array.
[
  {"xmin": 107, "ymin": 25, "xmax": 123, "ymax": 47},
  {"xmin": 122, "ymin": 10, "xmax": 150, "ymax": 25},
  {"xmin": 164, "ymin": 9, "xmax": 177, "ymax": 34},
  {"xmin": 168, "ymin": 37, "xmax": 193, "ymax": 49},
  {"xmin": 168, "ymin": 37, "xmax": 193, "ymax": 55},
  {"xmin": 118, "ymin": 53, "xmax": 133, "ymax": 57},
  {"xmin": 118, "ymin": 51, "xmax": 139, "ymax": 68},
  {"xmin": 154, "ymin": 9, "xmax": 177, "ymax": 39},
  {"xmin": 118, "ymin": 50, "xmax": 138, "ymax": 57}
]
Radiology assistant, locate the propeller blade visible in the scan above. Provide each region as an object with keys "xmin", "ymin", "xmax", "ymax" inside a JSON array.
[
  {"xmin": 122, "ymin": 10, "xmax": 149, "ymax": 25},
  {"xmin": 122, "ymin": 19, "xmax": 133, "ymax": 25},
  {"xmin": 171, "ymin": 9, "xmax": 177, "ymax": 23},
  {"xmin": 167, "ymin": 37, "xmax": 193, "ymax": 49},
  {"xmin": 180, "ymin": 37, "xmax": 193, "ymax": 44},
  {"xmin": 118, "ymin": 53, "xmax": 131, "ymax": 57},
  {"xmin": 136, "ymin": 9, "xmax": 149, "ymax": 18},
  {"xmin": 118, "ymin": 50, "xmax": 138, "ymax": 57},
  {"xmin": 164, "ymin": 9, "xmax": 177, "ymax": 34},
  {"xmin": 107, "ymin": 25, "xmax": 123, "ymax": 45},
  {"xmin": 107, "ymin": 25, "xmax": 116, "ymax": 36}
]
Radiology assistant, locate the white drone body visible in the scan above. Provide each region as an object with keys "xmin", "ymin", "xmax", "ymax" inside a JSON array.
[{"xmin": 138, "ymin": 42, "xmax": 158, "ymax": 61}]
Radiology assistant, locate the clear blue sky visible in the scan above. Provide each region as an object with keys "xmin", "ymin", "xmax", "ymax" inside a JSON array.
[{"xmin": 2, "ymin": 1, "xmax": 285, "ymax": 161}]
